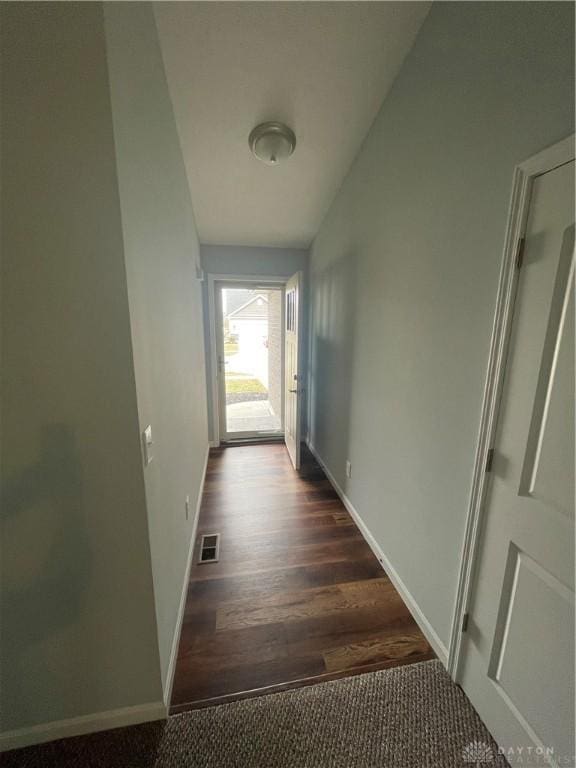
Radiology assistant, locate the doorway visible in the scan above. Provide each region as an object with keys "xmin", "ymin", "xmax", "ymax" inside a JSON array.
[{"xmin": 215, "ymin": 281, "xmax": 284, "ymax": 441}]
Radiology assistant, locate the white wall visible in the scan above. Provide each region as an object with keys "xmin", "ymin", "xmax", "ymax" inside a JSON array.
[
  {"xmin": 104, "ymin": 3, "xmax": 209, "ymax": 695},
  {"xmin": 201, "ymin": 245, "xmax": 308, "ymax": 442},
  {"xmin": 308, "ymin": 1, "xmax": 574, "ymax": 656},
  {"xmin": 201, "ymin": 245, "xmax": 308, "ymax": 279},
  {"xmin": 0, "ymin": 2, "xmax": 163, "ymax": 737}
]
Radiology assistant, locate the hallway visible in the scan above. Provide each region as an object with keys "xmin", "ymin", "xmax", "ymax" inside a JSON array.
[{"xmin": 170, "ymin": 444, "xmax": 434, "ymax": 712}]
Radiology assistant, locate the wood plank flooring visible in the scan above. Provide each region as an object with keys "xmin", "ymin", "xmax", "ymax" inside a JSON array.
[{"xmin": 170, "ymin": 443, "xmax": 434, "ymax": 712}]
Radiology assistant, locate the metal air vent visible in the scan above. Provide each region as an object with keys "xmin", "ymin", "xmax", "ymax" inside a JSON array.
[{"xmin": 198, "ymin": 533, "xmax": 220, "ymax": 564}]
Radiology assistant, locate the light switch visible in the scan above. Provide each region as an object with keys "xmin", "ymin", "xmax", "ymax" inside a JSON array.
[{"xmin": 143, "ymin": 425, "xmax": 153, "ymax": 465}]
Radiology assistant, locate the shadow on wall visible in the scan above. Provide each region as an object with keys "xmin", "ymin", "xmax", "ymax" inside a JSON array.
[
  {"xmin": 309, "ymin": 253, "xmax": 358, "ymax": 491},
  {"xmin": 0, "ymin": 425, "xmax": 91, "ymax": 730}
]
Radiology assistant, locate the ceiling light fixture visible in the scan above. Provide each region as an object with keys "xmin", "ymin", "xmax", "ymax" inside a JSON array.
[{"xmin": 249, "ymin": 122, "xmax": 296, "ymax": 166}]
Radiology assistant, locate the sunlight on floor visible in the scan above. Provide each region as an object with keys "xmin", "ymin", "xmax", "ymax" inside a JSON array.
[{"xmin": 226, "ymin": 399, "xmax": 282, "ymax": 433}]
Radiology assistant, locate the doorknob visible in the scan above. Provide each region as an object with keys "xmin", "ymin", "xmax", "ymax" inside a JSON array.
[{"xmin": 289, "ymin": 388, "xmax": 298, "ymax": 393}]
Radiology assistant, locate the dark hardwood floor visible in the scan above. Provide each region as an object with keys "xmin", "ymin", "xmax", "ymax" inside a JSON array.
[{"xmin": 170, "ymin": 443, "xmax": 434, "ymax": 713}]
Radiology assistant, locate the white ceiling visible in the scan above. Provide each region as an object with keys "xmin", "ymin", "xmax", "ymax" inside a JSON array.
[{"xmin": 154, "ymin": 2, "xmax": 430, "ymax": 249}]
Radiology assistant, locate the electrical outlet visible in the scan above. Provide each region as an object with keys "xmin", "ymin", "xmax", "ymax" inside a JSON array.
[
  {"xmin": 185, "ymin": 495, "xmax": 190, "ymax": 520},
  {"xmin": 345, "ymin": 460, "xmax": 352, "ymax": 478}
]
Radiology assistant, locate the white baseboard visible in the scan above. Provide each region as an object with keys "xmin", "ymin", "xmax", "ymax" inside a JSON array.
[
  {"xmin": 163, "ymin": 444, "xmax": 210, "ymax": 707},
  {"xmin": 0, "ymin": 701, "xmax": 166, "ymax": 753},
  {"xmin": 306, "ymin": 440, "xmax": 448, "ymax": 666}
]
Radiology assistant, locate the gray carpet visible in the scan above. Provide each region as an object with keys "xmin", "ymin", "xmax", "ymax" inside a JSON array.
[{"xmin": 5, "ymin": 660, "xmax": 508, "ymax": 767}]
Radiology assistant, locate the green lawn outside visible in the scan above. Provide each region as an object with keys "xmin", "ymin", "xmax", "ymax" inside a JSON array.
[{"xmin": 225, "ymin": 377, "xmax": 267, "ymax": 394}]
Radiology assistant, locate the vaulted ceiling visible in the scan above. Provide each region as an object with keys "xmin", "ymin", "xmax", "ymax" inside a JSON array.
[{"xmin": 154, "ymin": 2, "xmax": 431, "ymax": 248}]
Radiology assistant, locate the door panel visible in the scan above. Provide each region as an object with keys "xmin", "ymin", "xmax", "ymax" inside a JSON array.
[
  {"xmin": 460, "ymin": 160, "xmax": 575, "ymax": 766},
  {"xmin": 284, "ymin": 272, "xmax": 302, "ymax": 469},
  {"xmin": 488, "ymin": 545, "xmax": 574, "ymax": 761},
  {"xmin": 519, "ymin": 244, "xmax": 574, "ymax": 518}
]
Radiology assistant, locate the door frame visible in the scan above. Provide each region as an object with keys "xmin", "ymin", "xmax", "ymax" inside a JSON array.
[
  {"xmin": 447, "ymin": 134, "xmax": 575, "ymax": 680},
  {"xmin": 207, "ymin": 273, "xmax": 287, "ymax": 446}
]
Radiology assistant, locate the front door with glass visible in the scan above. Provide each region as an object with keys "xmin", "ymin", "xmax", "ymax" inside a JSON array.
[{"xmin": 216, "ymin": 283, "xmax": 284, "ymax": 441}]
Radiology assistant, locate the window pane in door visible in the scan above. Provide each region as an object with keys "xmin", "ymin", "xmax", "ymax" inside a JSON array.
[{"xmin": 222, "ymin": 287, "xmax": 283, "ymax": 435}]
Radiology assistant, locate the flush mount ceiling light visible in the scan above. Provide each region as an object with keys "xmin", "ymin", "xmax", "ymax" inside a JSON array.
[{"xmin": 249, "ymin": 122, "xmax": 296, "ymax": 166}]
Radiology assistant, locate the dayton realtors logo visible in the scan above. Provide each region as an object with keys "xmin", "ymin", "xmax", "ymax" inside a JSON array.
[
  {"xmin": 462, "ymin": 740, "xmax": 494, "ymax": 765},
  {"xmin": 462, "ymin": 740, "xmax": 562, "ymax": 766}
]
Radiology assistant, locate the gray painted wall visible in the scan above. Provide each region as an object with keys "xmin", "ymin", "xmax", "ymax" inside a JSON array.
[
  {"xmin": 1, "ymin": 3, "xmax": 162, "ymax": 732},
  {"xmin": 104, "ymin": 3, "xmax": 209, "ymax": 693},
  {"xmin": 201, "ymin": 246, "xmax": 308, "ymax": 442},
  {"xmin": 308, "ymin": 1, "xmax": 574, "ymax": 654}
]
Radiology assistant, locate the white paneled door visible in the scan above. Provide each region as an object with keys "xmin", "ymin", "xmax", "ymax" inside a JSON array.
[
  {"xmin": 460, "ymin": 159, "xmax": 575, "ymax": 766},
  {"xmin": 284, "ymin": 272, "xmax": 302, "ymax": 469}
]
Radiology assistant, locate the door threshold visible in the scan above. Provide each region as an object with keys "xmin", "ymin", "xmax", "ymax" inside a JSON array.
[
  {"xmin": 220, "ymin": 436, "xmax": 284, "ymax": 447},
  {"xmin": 169, "ymin": 653, "xmax": 435, "ymax": 715}
]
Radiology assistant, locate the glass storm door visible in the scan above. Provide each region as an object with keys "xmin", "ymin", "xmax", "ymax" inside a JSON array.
[{"xmin": 216, "ymin": 283, "xmax": 284, "ymax": 441}]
